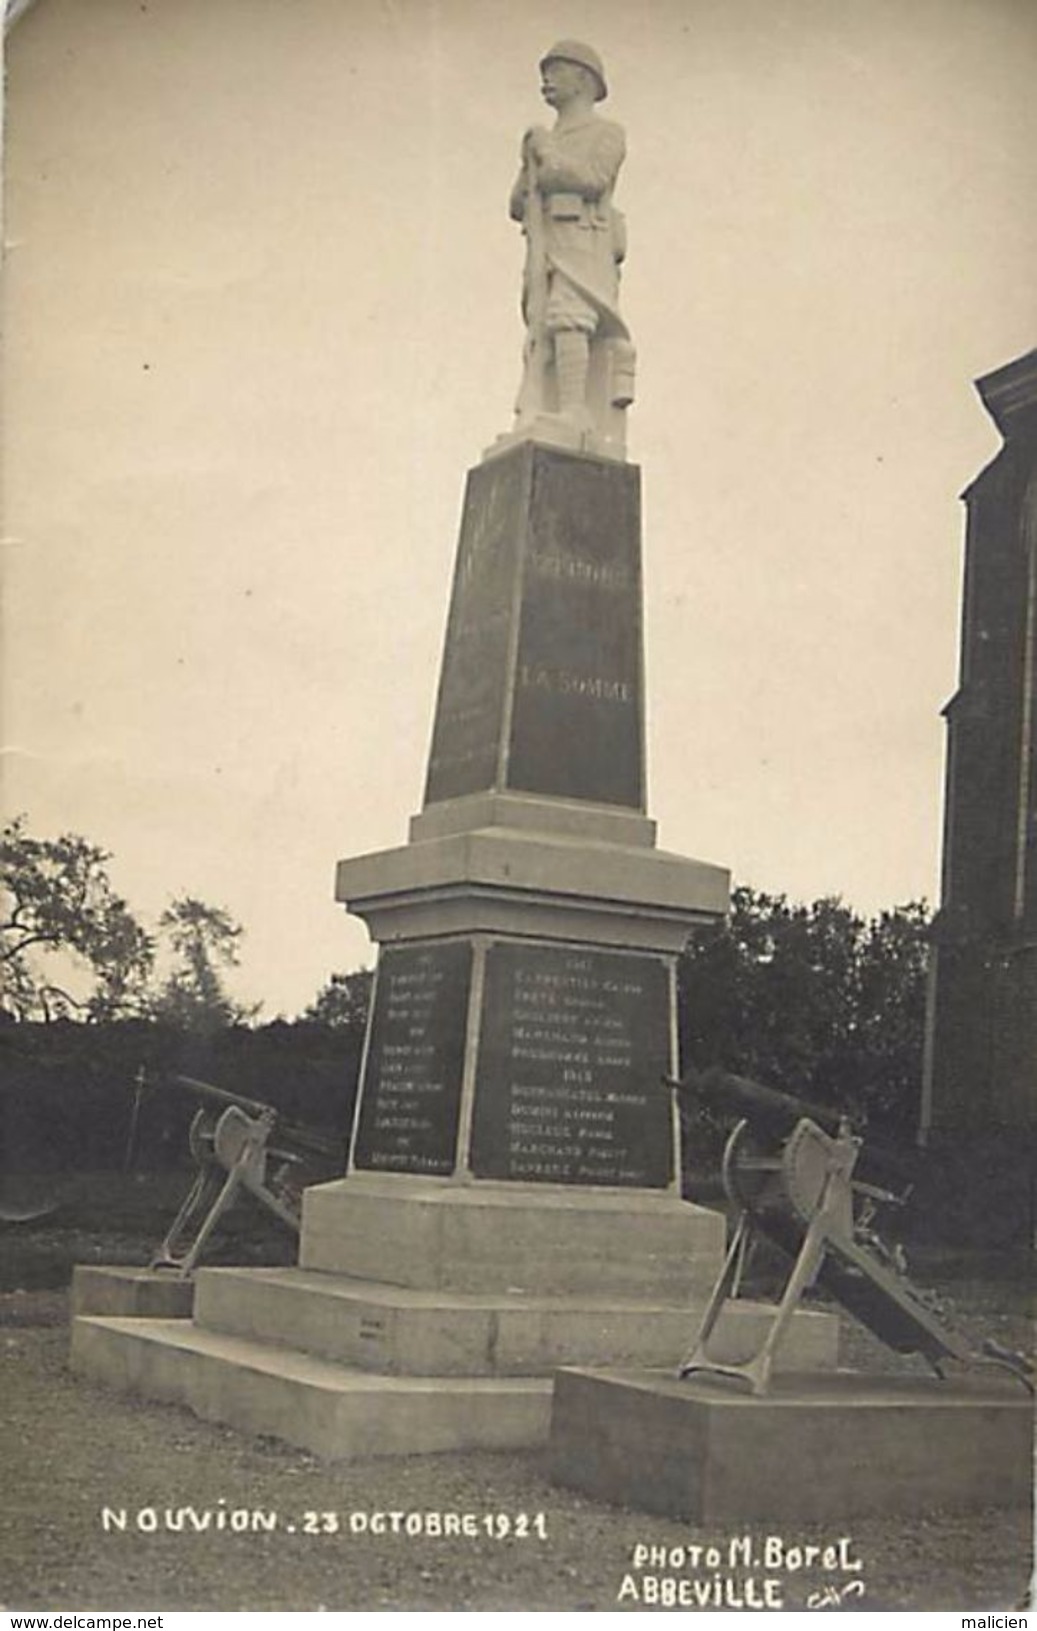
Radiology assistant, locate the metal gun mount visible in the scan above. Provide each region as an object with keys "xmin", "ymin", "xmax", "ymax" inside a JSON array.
[
  {"xmin": 147, "ymin": 1072, "xmax": 344, "ymax": 1278},
  {"xmin": 672, "ymin": 1066, "xmax": 1032, "ymax": 1397}
]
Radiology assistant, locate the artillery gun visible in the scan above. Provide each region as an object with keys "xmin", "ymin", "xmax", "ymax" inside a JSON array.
[
  {"xmin": 146, "ymin": 1072, "xmax": 344, "ymax": 1278},
  {"xmin": 670, "ymin": 1065, "xmax": 1032, "ymax": 1397}
]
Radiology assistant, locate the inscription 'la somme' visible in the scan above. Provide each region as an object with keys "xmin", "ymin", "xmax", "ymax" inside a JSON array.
[{"xmin": 519, "ymin": 664, "xmax": 633, "ymax": 703}]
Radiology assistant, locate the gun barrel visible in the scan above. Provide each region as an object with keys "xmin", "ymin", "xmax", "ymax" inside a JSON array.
[
  {"xmin": 167, "ymin": 1073, "xmax": 343, "ymax": 1163},
  {"xmin": 170, "ymin": 1073, "xmax": 273, "ymax": 1120},
  {"xmin": 676, "ymin": 1065, "xmax": 917, "ymax": 1187},
  {"xmin": 681, "ymin": 1065, "xmax": 844, "ymax": 1135}
]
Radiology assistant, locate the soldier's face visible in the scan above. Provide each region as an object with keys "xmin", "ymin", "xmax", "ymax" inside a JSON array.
[{"xmin": 540, "ymin": 59, "xmax": 589, "ymax": 107}]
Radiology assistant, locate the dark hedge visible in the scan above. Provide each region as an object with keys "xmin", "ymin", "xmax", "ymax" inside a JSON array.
[{"xmin": 0, "ymin": 1018, "xmax": 364, "ymax": 1175}]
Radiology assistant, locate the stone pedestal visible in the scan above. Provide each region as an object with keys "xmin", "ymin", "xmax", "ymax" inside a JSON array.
[
  {"xmin": 423, "ymin": 443, "xmax": 647, "ymax": 811},
  {"xmin": 307, "ymin": 440, "xmax": 733, "ymax": 1375},
  {"xmin": 337, "ymin": 442, "xmax": 727, "ymax": 1199},
  {"xmin": 71, "ymin": 441, "xmax": 787, "ymax": 1460},
  {"xmin": 549, "ymin": 1368, "xmax": 1034, "ymax": 1521}
]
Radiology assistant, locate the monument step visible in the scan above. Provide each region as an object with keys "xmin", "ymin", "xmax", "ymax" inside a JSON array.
[
  {"xmin": 70, "ymin": 1315, "xmax": 551, "ymax": 1459},
  {"xmin": 72, "ymin": 1264, "xmax": 195, "ymax": 1321},
  {"xmin": 191, "ymin": 1265, "xmax": 839, "ymax": 1377}
]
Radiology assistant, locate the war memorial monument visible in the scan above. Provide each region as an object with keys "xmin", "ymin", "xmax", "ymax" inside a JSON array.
[{"xmin": 71, "ymin": 44, "xmax": 1029, "ymax": 1516}]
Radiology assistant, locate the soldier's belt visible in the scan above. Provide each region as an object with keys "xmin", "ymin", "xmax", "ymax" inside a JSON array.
[{"xmin": 545, "ymin": 191, "xmax": 607, "ymax": 226}]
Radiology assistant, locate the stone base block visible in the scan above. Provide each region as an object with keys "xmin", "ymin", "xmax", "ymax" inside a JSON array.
[
  {"xmin": 335, "ymin": 824, "xmax": 727, "ymax": 951},
  {"xmin": 300, "ymin": 1177, "xmax": 725, "ymax": 1299},
  {"xmin": 71, "ymin": 1265, "xmax": 194, "ymax": 1320},
  {"xmin": 550, "ymin": 1368, "xmax": 1034, "ymax": 1521},
  {"xmin": 192, "ymin": 1265, "xmax": 838, "ymax": 1377},
  {"xmin": 71, "ymin": 1316, "xmax": 551, "ymax": 1459}
]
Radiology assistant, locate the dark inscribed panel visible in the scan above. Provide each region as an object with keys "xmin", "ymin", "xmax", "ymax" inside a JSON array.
[
  {"xmin": 507, "ymin": 450, "xmax": 644, "ymax": 809},
  {"xmin": 352, "ymin": 941, "xmax": 471, "ymax": 1176},
  {"xmin": 469, "ymin": 942, "xmax": 672, "ymax": 1187},
  {"xmin": 423, "ymin": 453, "xmax": 526, "ymax": 804}
]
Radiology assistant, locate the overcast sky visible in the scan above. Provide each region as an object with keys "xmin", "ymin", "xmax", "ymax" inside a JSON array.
[{"xmin": 3, "ymin": 0, "xmax": 1036, "ymax": 1017}]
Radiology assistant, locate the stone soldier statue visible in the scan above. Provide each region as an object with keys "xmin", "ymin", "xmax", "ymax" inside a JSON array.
[{"xmin": 507, "ymin": 41, "xmax": 636, "ymax": 460}]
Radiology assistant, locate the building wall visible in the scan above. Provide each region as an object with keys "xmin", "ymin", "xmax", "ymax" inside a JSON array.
[{"xmin": 924, "ymin": 351, "xmax": 1037, "ymax": 1137}]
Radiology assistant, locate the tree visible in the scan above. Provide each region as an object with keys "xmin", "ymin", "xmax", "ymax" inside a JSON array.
[
  {"xmin": 678, "ymin": 886, "xmax": 931, "ymax": 1135},
  {"xmin": 0, "ymin": 817, "xmax": 154, "ymax": 1021},
  {"xmin": 151, "ymin": 895, "xmax": 258, "ymax": 1031},
  {"xmin": 300, "ymin": 969, "xmax": 372, "ymax": 1030},
  {"xmin": 848, "ymin": 900, "xmax": 932, "ymax": 1122}
]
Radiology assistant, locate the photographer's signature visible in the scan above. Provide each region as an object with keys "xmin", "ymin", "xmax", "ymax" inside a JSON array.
[{"xmin": 807, "ymin": 1579, "xmax": 867, "ymax": 1610}]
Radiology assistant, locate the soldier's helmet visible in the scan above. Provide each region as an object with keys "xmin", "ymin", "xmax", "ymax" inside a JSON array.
[{"xmin": 540, "ymin": 40, "xmax": 608, "ymax": 102}]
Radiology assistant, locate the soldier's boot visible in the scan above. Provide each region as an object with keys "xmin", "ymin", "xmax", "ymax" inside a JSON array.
[{"xmin": 553, "ymin": 330, "xmax": 593, "ymax": 431}]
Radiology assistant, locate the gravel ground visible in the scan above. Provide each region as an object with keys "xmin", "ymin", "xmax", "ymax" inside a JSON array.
[{"xmin": 0, "ymin": 1288, "xmax": 1032, "ymax": 1614}]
